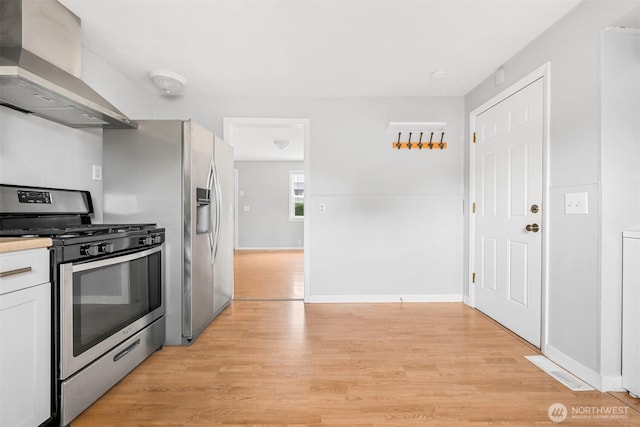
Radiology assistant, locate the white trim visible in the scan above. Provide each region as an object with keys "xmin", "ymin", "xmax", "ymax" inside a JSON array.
[
  {"xmin": 303, "ymin": 120, "xmax": 311, "ymax": 303},
  {"xmin": 604, "ymin": 25, "xmax": 640, "ymax": 35},
  {"xmin": 236, "ymin": 247, "xmax": 303, "ymax": 251},
  {"xmin": 306, "ymin": 294, "xmax": 463, "ymax": 303},
  {"xmin": 234, "ymin": 168, "xmax": 239, "ymax": 250},
  {"xmin": 540, "ymin": 62, "xmax": 552, "ymax": 359},
  {"xmin": 468, "ymin": 62, "xmax": 551, "ymax": 351},
  {"xmin": 602, "ymin": 375, "xmax": 624, "ymax": 392},
  {"xmin": 544, "ymin": 344, "xmax": 624, "ymax": 392},
  {"xmin": 470, "ymin": 62, "xmax": 550, "ymax": 116}
]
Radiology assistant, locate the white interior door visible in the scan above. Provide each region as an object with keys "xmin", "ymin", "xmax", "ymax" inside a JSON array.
[{"xmin": 473, "ymin": 78, "xmax": 543, "ymax": 347}]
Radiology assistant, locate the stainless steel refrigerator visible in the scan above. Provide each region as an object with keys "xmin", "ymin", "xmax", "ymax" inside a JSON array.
[{"xmin": 103, "ymin": 120, "xmax": 234, "ymax": 345}]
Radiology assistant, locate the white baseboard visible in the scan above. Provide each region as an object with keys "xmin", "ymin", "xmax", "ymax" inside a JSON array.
[
  {"xmin": 305, "ymin": 294, "xmax": 463, "ymax": 303},
  {"xmin": 602, "ymin": 375, "xmax": 624, "ymax": 392},
  {"xmin": 235, "ymin": 247, "xmax": 303, "ymax": 251},
  {"xmin": 544, "ymin": 344, "xmax": 624, "ymax": 392}
]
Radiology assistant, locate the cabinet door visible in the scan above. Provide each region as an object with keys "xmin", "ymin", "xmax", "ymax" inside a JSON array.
[
  {"xmin": 623, "ymin": 236, "xmax": 640, "ymax": 395},
  {"xmin": 0, "ymin": 282, "xmax": 51, "ymax": 427}
]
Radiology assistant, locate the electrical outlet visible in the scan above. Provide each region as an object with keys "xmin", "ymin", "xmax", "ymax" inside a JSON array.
[
  {"xmin": 243, "ymin": 205, "xmax": 250, "ymax": 212},
  {"xmin": 565, "ymin": 192, "xmax": 588, "ymax": 215},
  {"xmin": 92, "ymin": 165, "xmax": 102, "ymax": 181},
  {"xmin": 319, "ymin": 203, "xmax": 326, "ymax": 214}
]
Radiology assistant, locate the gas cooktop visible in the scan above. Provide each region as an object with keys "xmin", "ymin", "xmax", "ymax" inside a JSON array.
[
  {"xmin": 0, "ymin": 184, "xmax": 165, "ymax": 261},
  {"xmin": 1, "ymin": 223, "xmax": 159, "ymax": 239}
]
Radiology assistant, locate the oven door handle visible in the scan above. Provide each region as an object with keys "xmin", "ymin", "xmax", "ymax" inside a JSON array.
[
  {"xmin": 71, "ymin": 246, "xmax": 163, "ymax": 273},
  {"xmin": 113, "ymin": 339, "xmax": 141, "ymax": 362}
]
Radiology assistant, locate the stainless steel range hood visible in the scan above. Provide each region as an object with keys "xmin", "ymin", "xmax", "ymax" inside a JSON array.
[{"xmin": 0, "ymin": 0, "xmax": 136, "ymax": 129}]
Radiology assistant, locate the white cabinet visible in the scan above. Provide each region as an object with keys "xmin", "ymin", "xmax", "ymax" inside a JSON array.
[
  {"xmin": 623, "ymin": 231, "xmax": 640, "ymax": 397},
  {"xmin": 0, "ymin": 248, "xmax": 51, "ymax": 427}
]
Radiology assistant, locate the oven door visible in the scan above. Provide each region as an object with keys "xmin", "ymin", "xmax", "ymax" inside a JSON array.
[{"xmin": 59, "ymin": 245, "xmax": 163, "ymax": 379}]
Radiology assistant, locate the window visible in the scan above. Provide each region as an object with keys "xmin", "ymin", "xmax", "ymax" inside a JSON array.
[{"xmin": 289, "ymin": 171, "xmax": 304, "ymax": 220}]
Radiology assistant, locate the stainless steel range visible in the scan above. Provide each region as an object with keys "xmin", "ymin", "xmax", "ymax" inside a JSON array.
[{"xmin": 0, "ymin": 184, "xmax": 165, "ymax": 426}]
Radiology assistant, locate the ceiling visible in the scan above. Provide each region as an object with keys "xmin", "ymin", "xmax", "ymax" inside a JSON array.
[
  {"xmin": 62, "ymin": 0, "xmax": 582, "ymax": 98},
  {"xmin": 614, "ymin": 4, "xmax": 640, "ymax": 29},
  {"xmin": 60, "ymin": 0, "xmax": 583, "ymax": 160}
]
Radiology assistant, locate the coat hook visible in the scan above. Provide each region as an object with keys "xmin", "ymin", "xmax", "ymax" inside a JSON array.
[
  {"xmin": 417, "ymin": 132, "xmax": 423, "ymax": 149},
  {"xmin": 439, "ymin": 132, "xmax": 445, "ymax": 149},
  {"xmin": 407, "ymin": 132, "xmax": 412, "ymax": 149},
  {"xmin": 428, "ymin": 132, "xmax": 434, "ymax": 150},
  {"xmin": 395, "ymin": 132, "xmax": 402, "ymax": 149}
]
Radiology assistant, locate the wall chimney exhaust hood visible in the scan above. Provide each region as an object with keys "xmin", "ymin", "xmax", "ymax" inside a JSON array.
[{"xmin": 0, "ymin": 0, "xmax": 136, "ymax": 129}]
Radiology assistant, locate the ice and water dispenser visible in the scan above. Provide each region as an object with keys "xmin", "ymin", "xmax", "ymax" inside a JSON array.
[{"xmin": 195, "ymin": 187, "xmax": 211, "ymax": 234}]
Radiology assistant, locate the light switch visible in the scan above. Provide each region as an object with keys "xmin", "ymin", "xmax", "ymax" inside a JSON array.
[
  {"xmin": 92, "ymin": 165, "xmax": 102, "ymax": 181},
  {"xmin": 243, "ymin": 205, "xmax": 250, "ymax": 212},
  {"xmin": 565, "ymin": 192, "xmax": 588, "ymax": 215}
]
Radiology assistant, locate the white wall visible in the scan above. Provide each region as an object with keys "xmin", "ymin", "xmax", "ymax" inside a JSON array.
[
  {"xmin": 600, "ymin": 28, "xmax": 640, "ymax": 380},
  {"xmin": 82, "ymin": 49, "xmax": 156, "ymax": 120},
  {"xmin": 155, "ymin": 95, "xmax": 464, "ymax": 302},
  {"xmin": 235, "ymin": 161, "xmax": 304, "ymax": 249},
  {"xmin": 464, "ymin": 0, "xmax": 640, "ymax": 390},
  {"xmin": 0, "ymin": 40, "xmax": 465, "ymax": 303},
  {"xmin": 307, "ymin": 98, "xmax": 464, "ymax": 302},
  {"xmin": 0, "ymin": 108, "xmax": 104, "ymax": 219},
  {"xmin": 0, "ymin": 47, "xmax": 154, "ymax": 221}
]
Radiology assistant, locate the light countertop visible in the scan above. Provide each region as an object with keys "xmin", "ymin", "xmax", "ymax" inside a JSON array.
[{"xmin": 0, "ymin": 237, "xmax": 53, "ymax": 254}]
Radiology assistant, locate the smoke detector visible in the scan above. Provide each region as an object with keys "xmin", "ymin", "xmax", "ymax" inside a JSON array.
[
  {"xmin": 430, "ymin": 69, "xmax": 448, "ymax": 80},
  {"xmin": 149, "ymin": 70, "xmax": 187, "ymax": 95}
]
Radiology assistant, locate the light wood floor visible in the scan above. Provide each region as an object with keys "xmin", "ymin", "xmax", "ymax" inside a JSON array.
[
  {"xmin": 234, "ymin": 250, "xmax": 304, "ymax": 300},
  {"xmin": 71, "ymin": 252, "xmax": 640, "ymax": 426}
]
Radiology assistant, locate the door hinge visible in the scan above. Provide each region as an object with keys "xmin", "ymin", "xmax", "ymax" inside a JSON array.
[
  {"xmin": 472, "ymin": 202, "xmax": 476, "ymax": 213},
  {"xmin": 472, "ymin": 272, "xmax": 476, "ymax": 283},
  {"xmin": 473, "ymin": 132, "xmax": 477, "ymax": 143}
]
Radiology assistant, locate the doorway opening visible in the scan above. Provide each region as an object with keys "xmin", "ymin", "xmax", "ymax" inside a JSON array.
[{"xmin": 223, "ymin": 117, "xmax": 309, "ymax": 301}]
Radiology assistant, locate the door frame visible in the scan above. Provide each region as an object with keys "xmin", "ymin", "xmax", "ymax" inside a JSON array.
[
  {"xmin": 223, "ymin": 117, "xmax": 311, "ymax": 301},
  {"xmin": 234, "ymin": 168, "xmax": 239, "ymax": 249},
  {"xmin": 468, "ymin": 62, "xmax": 551, "ymax": 351}
]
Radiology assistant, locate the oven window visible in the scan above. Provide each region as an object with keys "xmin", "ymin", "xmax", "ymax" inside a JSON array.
[{"xmin": 72, "ymin": 251, "xmax": 161, "ymax": 356}]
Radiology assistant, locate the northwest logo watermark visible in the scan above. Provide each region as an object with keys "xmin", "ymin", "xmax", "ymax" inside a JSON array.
[
  {"xmin": 547, "ymin": 403, "xmax": 629, "ymax": 423},
  {"xmin": 548, "ymin": 403, "xmax": 567, "ymax": 423}
]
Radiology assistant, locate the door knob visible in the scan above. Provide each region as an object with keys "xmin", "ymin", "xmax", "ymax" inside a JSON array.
[
  {"xmin": 530, "ymin": 204, "xmax": 539, "ymax": 213},
  {"xmin": 525, "ymin": 223, "xmax": 540, "ymax": 233}
]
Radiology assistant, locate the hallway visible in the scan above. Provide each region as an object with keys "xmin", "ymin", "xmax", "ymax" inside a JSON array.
[{"xmin": 234, "ymin": 250, "xmax": 304, "ymax": 300}]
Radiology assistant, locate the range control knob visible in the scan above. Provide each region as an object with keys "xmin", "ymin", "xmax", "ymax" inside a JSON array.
[
  {"xmin": 100, "ymin": 242, "xmax": 115, "ymax": 254},
  {"xmin": 139, "ymin": 236, "xmax": 153, "ymax": 245},
  {"xmin": 152, "ymin": 234, "xmax": 162, "ymax": 244},
  {"xmin": 81, "ymin": 244, "xmax": 100, "ymax": 256}
]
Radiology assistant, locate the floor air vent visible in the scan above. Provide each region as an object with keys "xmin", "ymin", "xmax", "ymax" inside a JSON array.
[{"xmin": 525, "ymin": 355, "xmax": 595, "ymax": 391}]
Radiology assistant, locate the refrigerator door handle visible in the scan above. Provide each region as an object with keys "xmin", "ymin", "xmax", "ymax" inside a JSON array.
[
  {"xmin": 212, "ymin": 160, "xmax": 222, "ymax": 262},
  {"xmin": 207, "ymin": 160, "xmax": 215, "ymax": 264}
]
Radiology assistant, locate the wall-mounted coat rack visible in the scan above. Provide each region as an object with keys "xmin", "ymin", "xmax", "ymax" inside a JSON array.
[{"xmin": 386, "ymin": 122, "xmax": 447, "ymax": 150}]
